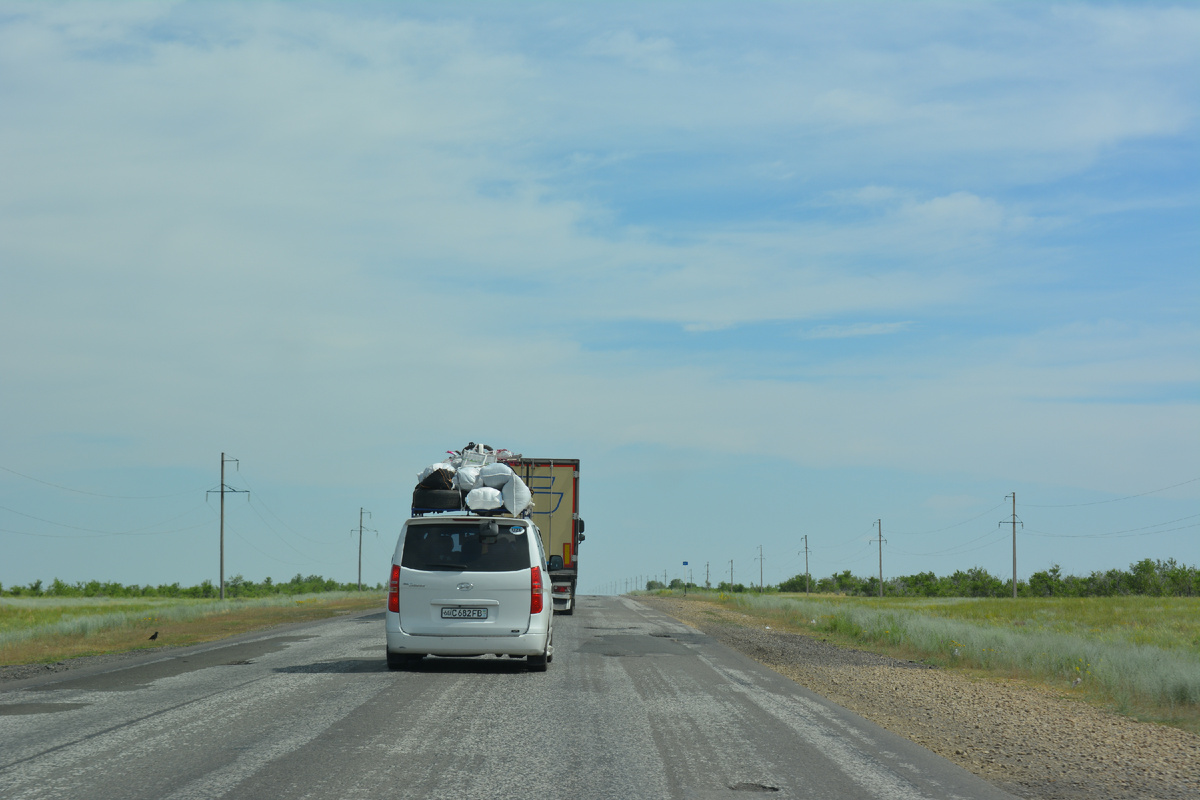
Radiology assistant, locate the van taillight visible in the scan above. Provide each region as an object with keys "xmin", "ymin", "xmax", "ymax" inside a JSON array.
[
  {"xmin": 530, "ymin": 566, "xmax": 543, "ymax": 614},
  {"xmin": 388, "ymin": 564, "xmax": 400, "ymax": 613}
]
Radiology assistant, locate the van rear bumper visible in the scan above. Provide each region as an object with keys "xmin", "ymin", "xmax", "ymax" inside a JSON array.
[{"xmin": 386, "ymin": 614, "xmax": 549, "ymax": 657}]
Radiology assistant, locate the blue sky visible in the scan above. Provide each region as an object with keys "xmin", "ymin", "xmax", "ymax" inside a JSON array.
[{"xmin": 1, "ymin": 1, "xmax": 1196, "ymax": 594}]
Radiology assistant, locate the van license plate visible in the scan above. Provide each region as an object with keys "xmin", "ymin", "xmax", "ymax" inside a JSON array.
[{"xmin": 442, "ymin": 607, "xmax": 487, "ymax": 619}]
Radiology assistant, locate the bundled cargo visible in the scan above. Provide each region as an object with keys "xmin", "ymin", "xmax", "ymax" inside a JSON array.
[
  {"xmin": 411, "ymin": 442, "xmax": 531, "ymax": 516},
  {"xmin": 404, "ymin": 449, "xmax": 587, "ymax": 616}
]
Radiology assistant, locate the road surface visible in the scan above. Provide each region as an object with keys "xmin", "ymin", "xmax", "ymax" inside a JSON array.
[{"xmin": 0, "ymin": 595, "xmax": 1014, "ymax": 799}]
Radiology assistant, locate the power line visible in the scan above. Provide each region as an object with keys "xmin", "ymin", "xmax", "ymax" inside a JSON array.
[
  {"xmin": 890, "ymin": 528, "xmax": 1009, "ymax": 558},
  {"xmin": 232, "ymin": 471, "xmax": 333, "ymax": 546},
  {"xmin": 1024, "ymin": 477, "xmax": 1199, "ymax": 508},
  {"xmin": 891, "ymin": 501, "xmax": 1008, "ymax": 535},
  {"xmin": 0, "ymin": 503, "xmax": 211, "ymax": 537},
  {"xmin": 0, "ymin": 520, "xmax": 211, "ymax": 539},
  {"xmin": 241, "ymin": 499, "xmax": 322, "ymax": 562},
  {"xmin": 1025, "ymin": 515, "xmax": 1200, "ymax": 539},
  {"xmin": 0, "ymin": 464, "xmax": 205, "ymax": 499},
  {"xmin": 222, "ymin": 522, "xmax": 310, "ymax": 568}
]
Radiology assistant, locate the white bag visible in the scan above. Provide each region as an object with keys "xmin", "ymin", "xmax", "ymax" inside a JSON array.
[
  {"xmin": 454, "ymin": 465, "xmax": 482, "ymax": 492},
  {"xmin": 501, "ymin": 475, "xmax": 533, "ymax": 514},
  {"xmin": 466, "ymin": 487, "xmax": 504, "ymax": 510},
  {"xmin": 479, "ymin": 462, "xmax": 516, "ymax": 488}
]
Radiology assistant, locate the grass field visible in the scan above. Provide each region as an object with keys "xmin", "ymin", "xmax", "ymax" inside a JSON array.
[
  {"xmin": 0, "ymin": 592, "xmax": 385, "ymax": 666},
  {"xmin": 654, "ymin": 591, "xmax": 1200, "ymax": 733}
]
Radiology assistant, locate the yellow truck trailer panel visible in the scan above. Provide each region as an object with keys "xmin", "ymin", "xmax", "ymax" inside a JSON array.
[{"xmin": 504, "ymin": 459, "xmax": 580, "ymax": 570}]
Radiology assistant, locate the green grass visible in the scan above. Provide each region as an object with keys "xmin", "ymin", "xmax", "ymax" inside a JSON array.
[
  {"xmin": 0, "ymin": 593, "xmax": 384, "ymax": 665},
  {"xmin": 844, "ymin": 595, "xmax": 1200, "ymax": 654},
  {"xmin": 669, "ymin": 591, "xmax": 1200, "ymax": 731}
]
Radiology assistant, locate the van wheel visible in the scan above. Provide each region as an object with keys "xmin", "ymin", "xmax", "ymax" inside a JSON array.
[{"xmin": 528, "ymin": 634, "xmax": 551, "ymax": 672}]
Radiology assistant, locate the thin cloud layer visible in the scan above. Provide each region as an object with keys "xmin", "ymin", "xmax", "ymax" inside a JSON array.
[{"xmin": 0, "ymin": 2, "xmax": 1195, "ymax": 589}]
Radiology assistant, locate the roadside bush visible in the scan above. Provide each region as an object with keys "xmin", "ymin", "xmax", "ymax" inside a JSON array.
[
  {"xmin": 789, "ymin": 559, "xmax": 1200, "ymax": 599},
  {"xmin": 3, "ymin": 575, "xmax": 374, "ymax": 599}
]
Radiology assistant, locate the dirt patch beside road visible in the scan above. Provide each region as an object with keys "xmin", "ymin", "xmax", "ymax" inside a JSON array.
[{"xmin": 638, "ymin": 595, "xmax": 1200, "ymax": 800}]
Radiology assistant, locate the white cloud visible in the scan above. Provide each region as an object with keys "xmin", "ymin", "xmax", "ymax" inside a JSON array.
[
  {"xmin": 897, "ymin": 192, "xmax": 1007, "ymax": 232},
  {"xmin": 583, "ymin": 30, "xmax": 679, "ymax": 71},
  {"xmin": 803, "ymin": 322, "xmax": 913, "ymax": 340},
  {"xmin": 0, "ymin": 3, "xmax": 1195, "ymax": 587}
]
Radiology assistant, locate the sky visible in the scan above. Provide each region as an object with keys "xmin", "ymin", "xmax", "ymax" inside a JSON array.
[{"xmin": 1, "ymin": 1, "xmax": 1197, "ymax": 595}]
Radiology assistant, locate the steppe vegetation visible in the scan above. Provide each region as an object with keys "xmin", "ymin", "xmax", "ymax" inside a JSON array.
[
  {"xmin": 659, "ymin": 590, "xmax": 1200, "ymax": 731},
  {"xmin": 0, "ymin": 577, "xmax": 384, "ymax": 666}
]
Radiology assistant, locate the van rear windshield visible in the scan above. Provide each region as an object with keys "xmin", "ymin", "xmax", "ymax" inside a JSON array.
[{"xmin": 401, "ymin": 523, "xmax": 530, "ymax": 572}]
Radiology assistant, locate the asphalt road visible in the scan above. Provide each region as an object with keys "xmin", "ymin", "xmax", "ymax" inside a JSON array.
[{"xmin": 0, "ymin": 595, "xmax": 1014, "ymax": 800}]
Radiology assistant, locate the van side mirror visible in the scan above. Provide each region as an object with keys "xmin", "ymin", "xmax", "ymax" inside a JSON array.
[{"xmin": 547, "ymin": 555, "xmax": 564, "ymax": 571}]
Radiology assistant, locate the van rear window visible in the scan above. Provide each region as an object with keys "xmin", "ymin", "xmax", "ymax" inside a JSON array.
[{"xmin": 401, "ymin": 523, "xmax": 530, "ymax": 572}]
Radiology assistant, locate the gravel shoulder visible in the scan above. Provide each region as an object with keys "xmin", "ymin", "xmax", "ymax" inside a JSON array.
[{"xmin": 638, "ymin": 595, "xmax": 1200, "ymax": 800}]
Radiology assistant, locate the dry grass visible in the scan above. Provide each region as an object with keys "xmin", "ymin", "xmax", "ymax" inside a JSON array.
[{"xmin": 0, "ymin": 594, "xmax": 384, "ymax": 666}]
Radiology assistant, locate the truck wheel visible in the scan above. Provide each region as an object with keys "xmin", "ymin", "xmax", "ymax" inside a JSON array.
[{"xmin": 411, "ymin": 488, "xmax": 462, "ymax": 511}]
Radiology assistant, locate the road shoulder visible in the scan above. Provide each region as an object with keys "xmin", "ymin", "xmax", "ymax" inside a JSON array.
[{"xmin": 637, "ymin": 595, "xmax": 1200, "ymax": 800}]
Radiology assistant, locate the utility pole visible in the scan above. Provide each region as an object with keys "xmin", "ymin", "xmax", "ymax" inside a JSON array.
[
  {"xmin": 729, "ymin": 559, "xmax": 734, "ymax": 590},
  {"xmin": 801, "ymin": 535, "xmax": 811, "ymax": 595},
  {"xmin": 356, "ymin": 508, "xmax": 373, "ymax": 591},
  {"xmin": 1011, "ymin": 492, "xmax": 1017, "ymax": 599},
  {"xmin": 1002, "ymin": 493, "xmax": 1022, "ymax": 599},
  {"xmin": 705, "ymin": 561, "xmax": 710, "ymax": 589},
  {"xmin": 757, "ymin": 545, "xmax": 764, "ymax": 593},
  {"xmin": 871, "ymin": 519, "xmax": 886, "ymax": 599},
  {"xmin": 207, "ymin": 453, "xmax": 247, "ymax": 601}
]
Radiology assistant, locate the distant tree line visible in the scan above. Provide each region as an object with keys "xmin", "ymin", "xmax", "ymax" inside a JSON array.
[
  {"xmin": 0, "ymin": 574, "xmax": 382, "ymax": 598},
  {"xmin": 649, "ymin": 558, "xmax": 1200, "ymax": 598}
]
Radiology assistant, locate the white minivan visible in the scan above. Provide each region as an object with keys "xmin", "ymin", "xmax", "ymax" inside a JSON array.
[{"xmin": 385, "ymin": 516, "xmax": 554, "ymax": 671}]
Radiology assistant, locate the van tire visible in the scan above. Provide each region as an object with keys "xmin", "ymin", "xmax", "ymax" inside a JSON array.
[
  {"xmin": 528, "ymin": 632, "xmax": 552, "ymax": 672},
  {"xmin": 411, "ymin": 488, "xmax": 462, "ymax": 511}
]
